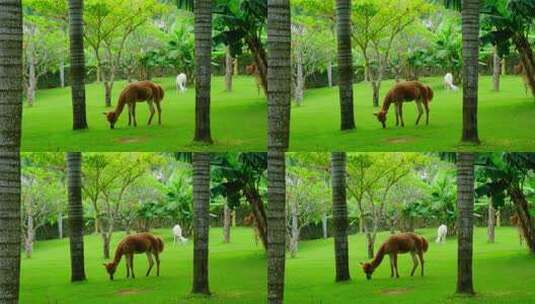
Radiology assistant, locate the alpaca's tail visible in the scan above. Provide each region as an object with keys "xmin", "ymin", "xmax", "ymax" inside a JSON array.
[
  {"xmin": 156, "ymin": 237, "xmax": 164, "ymax": 253},
  {"xmin": 426, "ymin": 86, "xmax": 434, "ymax": 102},
  {"xmin": 421, "ymin": 236, "xmax": 429, "ymax": 253}
]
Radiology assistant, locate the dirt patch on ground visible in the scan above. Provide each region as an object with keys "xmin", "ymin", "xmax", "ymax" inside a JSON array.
[
  {"xmin": 116, "ymin": 136, "xmax": 148, "ymax": 144},
  {"xmin": 379, "ymin": 288, "xmax": 411, "ymax": 296},
  {"xmin": 116, "ymin": 288, "xmax": 146, "ymax": 296},
  {"xmin": 384, "ymin": 136, "xmax": 416, "ymax": 144}
]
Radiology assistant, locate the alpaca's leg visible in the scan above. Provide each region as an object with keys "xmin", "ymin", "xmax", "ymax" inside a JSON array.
[
  {"xmin": 130, "ymin": 254, "xmax": 135, "ymax": 279},
  {"xmin": 399, "ymin": 103, "xmax": 404, "ymax": 127},
  {"xmin": 132, "ymin": 102, "xmax": 137, "ymax": 127},
  {"xmin": 390, "ymin": 255, "xmax": 394, "ymax": 278},
  {"xmin": 127, "ymin": 104, "xmax": 132, "ymax": 126},
  {"xmin": 125, "ymin": 257, "xmax": 131, "ymax": 278},
  {"xmin": 415, "ymin": 101, "xmax": 423, "ymax": 125},
  {"xmin": 394, "ymin": 103, "xmax": 400, "ymax": 126},
  {"xmin": 393, "ymin": 254, "xmax": 399, "ymax": 278},
  {"xmin": 155, "ymin": 253, "xmax": 160, "ymax": 276},
  {"xmin": 410, "ymin": 252, "xmax": 419, "ymax": 276},
  {"xmin": 423, "ymin": 101, "xmax": 430, "ymax": 125},
  {"xmin": 147, "ymin": 101, "xmax": 156, "ymax": 125},
  {"xmin": 156, "ymin": 101, "xmax": 162, "ymax": 125},
  {"xmin": 418, "ymin": 252, "xmax": 425, "ymax": 276},
  {"xmin": 145, "ymin": 252, "xmax": 154, "ymax": 276}
]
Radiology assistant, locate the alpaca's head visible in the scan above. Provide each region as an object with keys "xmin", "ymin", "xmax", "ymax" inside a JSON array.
[
  {"xmin": 360, "ymin": 262, "xmax": 374, "ymax": 280},
  {"xmin": 373, "ymin": 111, "xmax": 387, "ymax": 128},
  {"xmin": 103, "ymin": 262, "xmax": 117, "ymax": 280},
  {"xmin": 103, "ymin": 112, "xmax": 118, "ymax": 129}
]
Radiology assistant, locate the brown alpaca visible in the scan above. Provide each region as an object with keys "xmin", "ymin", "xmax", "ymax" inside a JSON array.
[
  {"xmin": 374, "ymin": 81, "xmax": 433, "ymax": 129},
  {"xmin": 246, "ymin": 64, "xmax": 263, "ymax": 95},
  {"xmin": 103, "ymin": 80, "xmax": 164, "ymax": 129},
  {"xmin": 360, "ymin": 232, "xmax": 428, "ymax": 280},
  {"xmin": 514, "ymin": 63, "xmax": 529, "ymax": 96},
  {"xmin": 103, "ymin": 233, "xmax": 164, "ymax": 280},
  {"xmin": 510, "ymin": 214, "xmax": 525, "ymax": 246}
]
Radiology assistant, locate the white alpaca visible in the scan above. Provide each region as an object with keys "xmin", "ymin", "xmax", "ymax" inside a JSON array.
[
  {"xmin": 176, "ymin": 73, "xmax": 187, "ymax": 93},
  {"xmin": 172, "ymin": 224, "xmax": 188, "ymax": 246},
  {"xmin": 436, "ymin": 224, "xmax": 448, "ymax": 243},
  {"xmin": 443, "ymin": 73, "xmax": 459, "ymax": 92}
]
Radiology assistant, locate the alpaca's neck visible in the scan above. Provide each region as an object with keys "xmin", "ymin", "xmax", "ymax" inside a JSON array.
[
  {"xmin": 371, "ymin": 244, "xmax": 386, "ymax": 270},
  {"xmin": 112, "ymin": 245, "xmax": 124, "ymax": 266},
  {"xmin": 381, "ymin": 97, "xmax": 392, "ymax": 114},
  {"xmin": 112, "ymin": 95, "xmax": 127, "ymax": 117}
]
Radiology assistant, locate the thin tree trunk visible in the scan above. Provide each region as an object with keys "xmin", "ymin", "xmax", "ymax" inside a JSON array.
[
  {"xmin": 331, "ymin": 152, "xmax": 350, "ymax": 281},
  {"xmin": 25, "ymin": 215, "xmax": 34, "ymax": 258},
  {"xmin": 456, "ymin": 152, "xmax": 475, "ymax": 295},
  {"xmin": 192, "ymin": 153, "xmax": 211, "ymax": 295},
  {"xmin": 509, "ymin": 186, "xmax": 535, "ymax": 254},
  {"xmin": 0, "ymin": 1, "xmax": 23, "ymax": 300},
  {"xmin": 335, "ymin": 0, "xmax": 356, "ymax": 130},
  {"xmin": 101, "ymin": 232, "xmax": 111, "ymax": 259},
  {"xmin": 194, "ymin": 0, "xmax": 213, "ymax": 143},
  {"xmin": 327, "ymin": 62, "xmax": 333, "ymax": 87},
  {"xmin": 371, "ymin": 81, "xmax": 380, "ymax": 108},
  {"xmin": 68, "ymin": 0, "xmax": 88, "ymax": 129},
  {"xmin": 492, "ymin": 47, "xmax": 500, "ymax": 92},
  {"xmin": 60, "ymin": 60, "xmax": 65, "ymax": 88},
  {"xmin": 67, "ymin": 152, "xmax": 86, "ymax": 282},
  {"xmin": 461, "ymin": 0, "xmax": 480, "ymax": 143},
  {"xmin": 366, "ymin": 233, "xmax": 375, "ymax": 259},
  {"xmin": 104, "ymin": 81, "xmax": 113, "ymax": 108},
  {"xmin": 512, "ymin": 34, "xmax": 535, "ymax": 99},
  {"xmin": 322, "ymin": 213, "xmax": 328, "ymax": 239},
  {"xmin": 295, "ymin": 51, "xmax": 304, "ymax": 105},
  {"xmin": 289, "ymin": 200, "xmax": 299, "ymax": 258},
  {"xmin": 27, "ymin": 57, "xmax": 36, "ymax": 107},
  {"xmin": 487, "ymin": 201, "xmax": 495, "ymax": 243},
  {"xmin": 224, "ymin": 46, "xmax": 233, "ymax": 92},
  {"xmin": 267, "ymin": 151, "xmax": 287, "ymax": 304},
  {"xmin": 244, "ymin": 188, "xmax": 268, "ymax": 249},
  {"xmin": 267, "ymin": 0, "xmax": 292, "ymax": 151},
  {"xmin": 58, "ymin": 213, "xmax": 63, "ymax": 239},
  {"xmin": 223, "ymin": 203, "xmax": 231, "ymax": 244}
]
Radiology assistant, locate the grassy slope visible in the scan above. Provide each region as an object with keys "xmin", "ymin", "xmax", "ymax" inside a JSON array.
[
  {"xmin": 290, "ymin": 76, "xmax": 535, "ymax": 151},
  {"xmin": 21, "ymin": 227, "xmax": 535, "ymax": 303},
  {"xmin": 22, "ymin": 76, "xmax": 267, "ymax": 152}
]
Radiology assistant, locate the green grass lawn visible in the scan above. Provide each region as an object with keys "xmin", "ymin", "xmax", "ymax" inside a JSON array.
[
  {"xmin": 23, "ymin": 75, "xmax": 535, "ymax": 152},
  {"xmin": 290, "ymin": 76, "xmax": 535, "ymax": 151},
  {"xmin": 22, "ymin": 76, "xmax": 266, "ymax": 152},
  {"xmin": 21, "ymin": 227, "xmax": 535, "ymax": 303}
]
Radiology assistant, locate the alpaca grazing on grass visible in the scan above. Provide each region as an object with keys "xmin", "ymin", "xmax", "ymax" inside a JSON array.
[
  {"xmin": 172, "ymin": 224, "xmax": 188, "ymax": 246},
  {"xmin": 443, "ymin": 73, "xmax": 459, "ymax": 92},
  {"xmin": 103, "ymin": 80, "xmax": 164, "ymax": 129},
  {"xmin": 246, "ymin": 63, "xmax": 263, "ymax": 95},
  {"xmin": 511, "ymin": 214, "xmax": 525, "ymax": 246},
  {"xmin": 514, "ymin": 63, "xmax": 529, "ymax": 96},
  {"xmin": 360, "ymin": 232, "xmax": 428, "ymax": 280},
  {"xmin": 176, "ymin": 73, "xmax": 187, "ymax": 93},
  {"xmin": 436, "ymin": 224, "xmax": 448, "ymax": 243},
  {"xmin": 374, "ymin": 81, "xmax": 434, "ymax": 129},
  {"xmin": 103, "ymin": 233, "xmax": 164, "ymax": 280}
]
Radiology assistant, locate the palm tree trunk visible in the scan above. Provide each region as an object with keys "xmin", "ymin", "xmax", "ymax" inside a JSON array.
[
  {"xmin": 508, "ymin": 186, "xmax": 535, "ymax": 254},
  {"xmin": 68, "ymin": 0, "xmax": 88, "ymax": 130},
  {"xmin": 331, "ymin": 152, "xmax": 350, "ymax": 282},
  {"xmin": 456, "ymin": 152, "xmax": 475, "ymax": 295},
  {"xmin": 335, "ymin": 0, "xmax": 356, "ymax": 130},
  {"xmin": 194, "ymin": 0, "xmax": 213, "ymax": 143},
  {"xmin": 0, "ymin": 1, "xmax": 23, "ymax": 300},
  {"xmin": 461, "ymin": 0, "xmax": 480, "ymax": 143},
  {"xmin": 267, "ymin": 0, "xmax": 292, "ymax": 151},
  {"xmin": 267, "ymin": 151, "xmax": 287, "ymax": 304},
  {"xmin": 66, "ymin": 152, "xmax": 86, "ymax": 282},
  {"xmin": 192, "ymin": 153, "xmax": 211, "ymax": 295}
]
